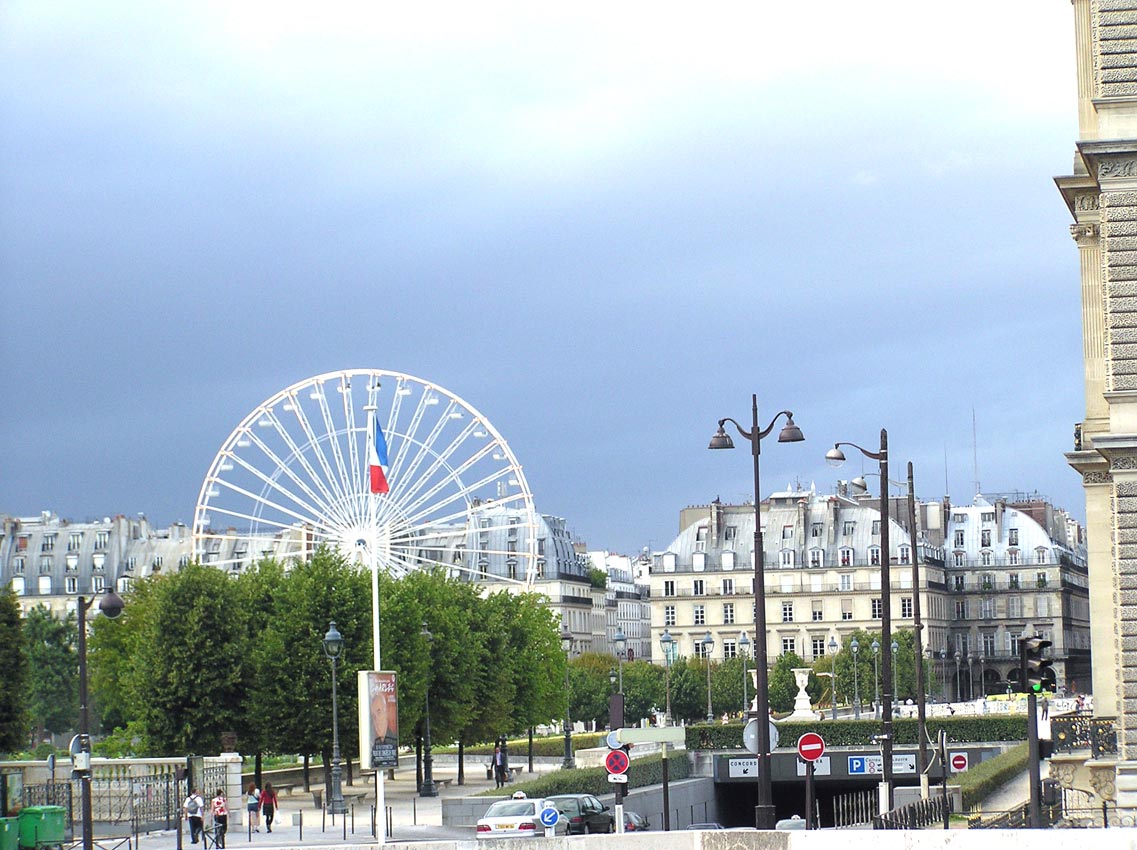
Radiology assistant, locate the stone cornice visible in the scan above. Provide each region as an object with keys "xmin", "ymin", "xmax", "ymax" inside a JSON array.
[
  {"xmin": 1078, "ymin": 141, "xmax": 1137, "ymax": 189},
  {"xmin": 1056, "ymin": 173, "xmax": 1101, "ymax": 221}
]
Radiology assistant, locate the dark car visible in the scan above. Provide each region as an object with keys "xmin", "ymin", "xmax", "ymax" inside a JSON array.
[
  {"xmin": 546, "ymin": 794, "xmax": 614, "ymax": 834},
  {"xmin": 623, "ymin": 810, "xmax": 650, "ymax": 832}
]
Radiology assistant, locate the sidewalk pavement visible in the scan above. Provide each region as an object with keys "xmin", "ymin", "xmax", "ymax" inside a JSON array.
[{"xmin": 133, "ymin": 760, "xmax": 554, "ymax": 849}]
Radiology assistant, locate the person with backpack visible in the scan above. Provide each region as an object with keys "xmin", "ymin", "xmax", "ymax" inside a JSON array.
[{"xmin": 183, "ymin": 788, "xmax": 205, "ymax": 844}]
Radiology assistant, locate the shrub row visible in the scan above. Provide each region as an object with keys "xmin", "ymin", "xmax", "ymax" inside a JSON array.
[
  {"xmin": 954, "ymin": 742, "xmax": 1029, "ymax": 810},
  {"xmin": 474, "ymin": 751, "xmax": 693, "ymax": 798},
  {"xmin": 685, "ymin": 716, "xmax": 1027, "ymax": 750},
  {"xmin": 446, "ymin": 732, "xmax": 606, "ymax": 759}
]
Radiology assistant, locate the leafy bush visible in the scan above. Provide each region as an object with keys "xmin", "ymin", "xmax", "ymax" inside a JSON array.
[
  {"xmin": 474, "ymin": 752, "xmax": 692, "ymax": 797},
  {"xmin": 684, "ymin": 715, "xmax": 1027, "ymax": 750},
  {"xmin": 955, "ymin": 742, "xmax": 1029, "ymax": 809}
]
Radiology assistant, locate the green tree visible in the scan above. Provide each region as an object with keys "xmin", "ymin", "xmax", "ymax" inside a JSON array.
[
  {"xmin": 668, "ymin": 658, "xmax": 703, "ymax": 724},
  {"xmin": 23, "ymin": 606, "xmax": 78, "ymax": 744},
  {"xmin": 619, "ymin": 659, "xmax": 664, "ymax": 726},
  {"xmin": 768, "ymin": 652, "xmax": 816, "ymax": 713},
  {"xmin": 0, "ymin": 587, "xmax": 27, "ymax": 752}
]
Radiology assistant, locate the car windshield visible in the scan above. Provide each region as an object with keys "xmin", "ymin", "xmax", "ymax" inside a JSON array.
[{"xmin": 484, "ymin": 801, "xmax": 535, "ymax": 818}]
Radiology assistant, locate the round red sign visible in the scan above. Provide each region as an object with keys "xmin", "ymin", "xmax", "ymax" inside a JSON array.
[
  {"xmin": 796, "ymin": 732, "xmax": 826, "ymax": 762},
  {"xmin": 950, "ymin": 753, "xmax": 968, "ymax": 772},
  {"xmin": 604, "ymin": 748, "xmax": 630, "ymax": 775}
]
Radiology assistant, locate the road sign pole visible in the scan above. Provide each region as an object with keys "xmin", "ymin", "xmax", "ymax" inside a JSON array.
[
  {"xmin": 805, "ymin": 760, "xmax": 815, "ymax": 830},
  {"xmin": 1028, "ymin": 690, "xmax": 1040, "ymax": 828},
  {"xmin": 662, "ymin": 744, "xmax": 670, "ymax": 831}
]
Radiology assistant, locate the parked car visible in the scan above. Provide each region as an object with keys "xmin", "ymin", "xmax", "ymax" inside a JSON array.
[
  {"xmin": 623, "ymin": 810, "xmax": 650, "ymax": 831},
  {"xmin": 545, "ymin": 794, "xmax": 614, "ymax": 834},
  {"xmin": 775, "ymin": 815, "xmax": 807, "ymax": 831},
  {"xmin": 475, "ymin": 798, "xmax": 567, "ymax": 839},
  {"xmin": 686, "ymin": 822, "xmax": 724, "ymax": 830}
]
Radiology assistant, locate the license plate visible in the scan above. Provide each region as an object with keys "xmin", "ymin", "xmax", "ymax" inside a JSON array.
[{"xmin": 498, "ymin": 823, "xmax": 514, "ymax": 830}]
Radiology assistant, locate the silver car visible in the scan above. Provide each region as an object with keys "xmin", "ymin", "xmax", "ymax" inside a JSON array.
[{"xmin": 476, "ymin": 798, "xmax": 566, "ymax": 839}]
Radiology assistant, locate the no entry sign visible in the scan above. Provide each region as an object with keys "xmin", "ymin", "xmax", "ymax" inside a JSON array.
[
  {"xmin": 605, "ymin": 748, "xmax": 630, "ymax": 775},
  {"xmin": 797, "ymin": 732, "xmax": 826, "ymax": 762},
  {"xmin": 950, "ymin": 752, "xmax": 969, "ymax": 773}
]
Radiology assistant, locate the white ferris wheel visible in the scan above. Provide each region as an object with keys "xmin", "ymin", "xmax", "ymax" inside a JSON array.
[{"xmin": 192, "ymin": 369, "xmax": 540, "ymax": 586}]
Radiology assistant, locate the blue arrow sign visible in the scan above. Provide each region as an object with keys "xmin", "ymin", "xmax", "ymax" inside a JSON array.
[{"xmin": 539, "ymin": 807, "xmax": 560, "ymax": 828}]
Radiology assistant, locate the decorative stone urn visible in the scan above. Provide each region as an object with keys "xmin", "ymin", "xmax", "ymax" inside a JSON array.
[{"xmin": 785, "ymin": 667, "xmax": 821, "ymax": 721}]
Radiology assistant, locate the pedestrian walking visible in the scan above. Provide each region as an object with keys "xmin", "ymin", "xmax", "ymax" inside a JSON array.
[
  {"xmin": 211, "ymin": 789, "xmax": 228, "ymax": 849},
  {"xmin": 245, "ymin": 782, "xmax": 261, "ymax": 832},
  {"xmin": 259, "ymin": 783, "xmax": 278, "ymax": 833},
  {"xmin": 183, "ymin": 788, "xmax": 205, "ymax": 844}
]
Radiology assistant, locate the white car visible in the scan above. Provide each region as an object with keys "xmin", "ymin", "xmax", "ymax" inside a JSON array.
[{"xmin": 476, "ymin": 798, "xmax": 567, "ymax": 839}]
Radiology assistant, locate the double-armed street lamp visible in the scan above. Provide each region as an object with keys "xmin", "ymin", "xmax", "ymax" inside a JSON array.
[
  {"xmin": 659, "ymin": 629, "xmax": 674, "ymax": 725},
  {"xmin": 709, "ymin": 393, "xmax": 804, "ymax": 830},
  {"xmin": 872, "ymin": 640, "xmax": 881, "ymax": 719},
  {"xmin": 739, "ymin": 632, "xmax": 751, "ymax": 716},
  {"xmin": 560, "ymin": 627, "xmax": 576, "ymax": 769},
  {"xmin": 78, "ymin": 591, "xmax": 125, "ymax": 850},
  {"xmin": 419, "ymin": 623, "xmax": 438, "ymax": 798},
  {"xmin": 322, "ymin": 622, "xmax": 348, "ymax": 813},
  {"xmin": 851, "ymin": 638, "xmax": 861, "ymax": 719},
  {"xmin": 702, "ymin": 631, "xmax": 715, "ymax": 722},
  {"xmin": 826, "ymin": 430, "xmax": 895, "ymax": 811}
]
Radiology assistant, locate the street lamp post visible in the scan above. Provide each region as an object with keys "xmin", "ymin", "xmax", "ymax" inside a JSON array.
[
  {"xmin": 702, "ymin": 631, "xmax": 715, "ymax": 723},
  {"xmin": 851, "ymin": 638, "xmax": 861, "ymax": 720},
  {"xmin": 826, "ymin": 429, "xmax": 895, "ymax": 811},
  {"xmin": 739, "ymin": 632, "xmax": 751, "ymax": 716},
  {"xmin": 418, "ymin": 623, "xmax": 438, "ymax": 798},
  {"xmin": 561, "ymin": 627, "xmax": 575, "ymax": 769},
  {"xmin": 659, "ymin": 629, "xmax": 674, "ymax": 725},
  {"xmin": 827, "ymin": 636, "xmax": 839, "ymax": 720},
  {"xmin": 967, "ymin": 653, "xmax": 975, "ymax": 701},
  {"xmin": 78, "ymin": 591, "xmax": 125, "ymax": 850},
  {"xmin": 940, "ymin": 650, "xmax": 949, "ymax": 702},
  {"xmin": 709, "ymin": 393, "xmax": 804, "ymax": 830},
  {"xmin": 872, "ymin": 640, "xmax": 881, "ymax": 719},
  {"xmin": 614, "ymin": 627, "xmax": 627, "ymax": 693},
  {"xmin": 979, "ymin": 655, "xmax": 986, "ymax": 698},
  {"xmin": 954, "ymin": 652, "xmax": 961, "ymax": 703},
  {"xmin": 322, "ymin": 622, "xmax": 348, "ymax": 813}
]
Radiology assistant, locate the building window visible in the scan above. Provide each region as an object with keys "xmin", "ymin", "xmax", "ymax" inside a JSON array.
[
  {"xmin": 981, "ymin": 550, "xmax": 993, "ymax": 567},
  {"xmin": 954, "ymin": 530, "xmax": 965, "ymax": 547},
  {"xmin": 809, "ymin": 549, "xmax": 823, "ymax": 568},
  {"xmin": 841, "ymin": 599, "xmax": 853, "ymax": 620},
  {"xmin": 179, "ymin": 554, "xmax": 191, "ymax": 568},
  {"xmin": 68, "ymin": 532, "xmax": 82, "ymax": 552},
  {"xmin": 982, "ymin": 511, "xmax": 995, "ymax": 522},
  {"xmin": 899, "ymin": 546, "xmax": 910, "ymax": 564},
  {"xmin": 94, "ymin": 530, "xmax": 108, "ymax": 550},
  {"xmin": 980, "ymin": 598, "xmax": 994, "ymax": 618},
  {"xmin": 117, "ymin": 577, "xmax": 132, "ymax": 594},
  {"xmin": 722, "ymin": 550, "xmax": 735, "ymax": 569},
  {"xmin": 695, "ymin": 640, "xmax": 710, "ymax": 660},
  {"xmin": 901, "ymin": 597, "xmax": 913, "ymax": 618},
  {"xmin": 696, "ymin": 526, "xmax": 707, "ymax": 542},
  {"xmin": 953, "ymin": 574, "xmax": 965, "ymax": 591},
  {"xmin": 872, "ymin": 598, "xmax": 882, "ymax": 619},
  {"xmin": 11, "ymin": 576, "xmax": 24, "ymax": 596},
  {"xmin": 664, "ymin": 580, "xmax": 675, "ymax": 597},
  {"xmin": 1007, "ymin": 596, "xmax": 1023, "ymax": 618},
  {"xmin": 1008, "ymin": 549, "xmax": 1020, "ymax": 566},
  {"xmin": 723, "ymin": 640, "xmax": 738, "ymax": 659},
  {"xmin": 664, "ymin": 605, "xmax": 676, "ymax": 626},
  {"xmin": 663, "ymin": 553, "xmax": 677, "ymax": 572},
  {"xmin": 693, "ymin": 551, "xmax": 706, "ymax": 569},
  {"xmin": 694, "ymin": 605, "xmax": 706, "ymax": 626},
  {"xmin": 980, "ymin": 529, "xmax": 991, "ymax": 547},
  {"xmin": 782, "ymin": 525, "xmax": 793, "ymax": 539},
  {"xmin": 781, "ymin": 637, "xmax": 796, "ymax": 656},
  {"xmin": 812, "ymin": 602, "xmax": 824, "ymax": 621},
  {"xmin": 1037, "ymin": 595, "xmax": 1050, "ymax": 617},
  {"xmin": 93, "ymin": 575, "xmax": 105, "ymax": 593},
  {"xmin": 723, "ymin": 603, "xmax": 735, "ymax": 625},
  {"xmin": 840, "ymin": 548, "xmax": 852, "ymax": 566},
  {"xmin": 17, "ymin": 536, "xmax": 29, "ymax": 552},
  {"xmin": 839, "ymin": 573, "xmax": 853, "ymax": 591},
  {"xmin": 843, "ymin": 521, "xmax": 855, "ymax": 536},
  {"xmin": 953, "ymin": 551, "xmax": 965, "ymax": 567},
  {"xmin": 13, "ymin": 557, "xmax": 24, "ymax": 574},
  {"xmin": 869, "ymin": 547, "xmax": 881, "ymax": 565},
  {"xmin": 722, "ymin": 578, "xmax": 734, "ymax": 595},
  {"xmin": 693, "ymin": 579, "xmax": 705, "ymax": 596},
  {"xmin": 811, "ymin": 523, "xmax": 823, "ymax": 538},
  {"xmin": 1035, "ymin": 548, "xmax": 1049, "ymax": 565},
  {"xmin": 982, "ymin": 633, "xmax": 997, "ymax": 656},
  {"xmin": 42, "ymin": 534, "xmax": 57, "ymax": 552},
  {"xmin": 1036, "ymin": 571, "xmax": 1049, "ymax": 587},
  {"xmin": 38, "ymin": 576, "xmax": 51, "ymax": 594},
  {"xmin": 65, "ymin": 576, "xmax": 78, "ymax": 594},
  {"xmin": 782, "ymin": 602, "xmax": 794, "ymax": 623},
  {"xmin": 955, "ymin": 599, "xmax": 968, "ymax": 620},
  {"xmin": 812, "ymin": 637, "xmax": 827, "ymax": 660},
  {"xmin": 1009, "ymin": 528, "xmax": 1019, "ymax": 546},
  {"xmin": 1008, "ymin": 572, "xmax": 1020, "ymax": 589},
  {"xmin": 39, "ymin": 557, "xmax": 52, "ymax": 573},
  {"xmin": 724, "ymin": 526, "xmax": 737, "ymax": 543},
  {"xmin": 872, "ymin": 520, "xmax": 881, "ymax": 536},
  {"xmin": 781, "ymin": 550, "xmax": 795, "ymax": 567},
  {"xmin": 1007, "ymin": 631, "xmax": 1022, "ymax": 654}
]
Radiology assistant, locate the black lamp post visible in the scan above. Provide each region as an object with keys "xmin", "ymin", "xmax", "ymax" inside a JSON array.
[
  {"xmin": 322, "ymin": 622, "xmax": 347, "ymax": 814},
  {"xmin": 659, "ymin": 629, "xmax": 674, "ymax": 725},
  {"xmin": 826, "ymin": 429, "xmax": 894, "ymax": 811},
  {"xmin": 827, "ymin": 636, "xmax": 839, "ymax": 720},
  {"xmin": 78, "ymin": 591, "xmax": 124, "ymax": 850},
  {"xmin": 851, "ymin": 638, "xmax": 861, "ymax": 720},
  {"xmin": 709, "ymin": 393, "xmax": 803, "ymax": 830},
  {"xmin": 979, "ymin": 655, "xmax": 986, "ymax": 698},
  {"xmin": 614, "ymin": 627, "xmax": 627, "ymax": 693},
  {"xmin": 954, "ymin": 651, "xmax": 961, "ymax": 703},
  {"xmin": 702, "ymin": 631, "xmax": 715, "ymax": 723},
  {"xmin": 419, "ymin": 623, "xmax": 438, "ymax": 797},
  {"xmin": 739, "ymin": 631, "xmax": 751, "ymax": 716},
  {"xmin": 560, "ymin": 627, "xmax": 575, "ymax": 769},
  {"xmin": 872, "ymin": 639, "xmax": 881, "ymax": 720}
]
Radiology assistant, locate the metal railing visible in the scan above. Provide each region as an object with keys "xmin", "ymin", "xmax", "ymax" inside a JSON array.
[
  {"xmin": 874, "ymin": 794, "xmax": 952, "ymax": 830},
  {"xmin": 1051, "ymin": 713, "xmax": 1117, "ymax": 758}
]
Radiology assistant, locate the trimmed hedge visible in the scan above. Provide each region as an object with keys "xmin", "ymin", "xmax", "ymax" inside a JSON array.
[
  {"xmin": 473, "ymin": 752, "xmax": 693, "ymax": 797},
  {"xmin": 440, "ymin": 733, "xmax": 606, "ymax": 759},
  {"xmin": 685, "ymin": 716, "xmax": 1028, "ymax": 750},
  {"xmin": 955, "ymin": 742, "xmax": 1029, "ymax": 810}
]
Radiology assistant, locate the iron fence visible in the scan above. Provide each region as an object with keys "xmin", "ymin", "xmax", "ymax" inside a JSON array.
[
  {"xmin": 831, "ymin": 787, "xmax": 877, "ymax": 828},
  {"xmin": 1050, "ymin": 712, "xmax": 1116, "ymax": 758},
  {"xmin": 874, "ymin": 794, "xmax": 951, "ymax": 829}
]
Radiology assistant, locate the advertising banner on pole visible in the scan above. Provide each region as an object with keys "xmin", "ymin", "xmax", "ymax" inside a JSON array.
[{"xmin": 359, "ymin": 671, "xmax": 399, "ymax": 769}]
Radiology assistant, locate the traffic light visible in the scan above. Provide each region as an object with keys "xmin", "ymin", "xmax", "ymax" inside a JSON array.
[{"xmin": 1020, "ymin": 634, "xmax": 1053, "ymax": 693}]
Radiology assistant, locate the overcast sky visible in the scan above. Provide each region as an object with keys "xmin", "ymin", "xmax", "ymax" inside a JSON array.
[{"xmin": 1, "ymin": 2, "xmax": 1086, "ymax": 555}]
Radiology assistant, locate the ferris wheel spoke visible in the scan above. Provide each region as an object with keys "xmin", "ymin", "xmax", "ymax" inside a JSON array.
[
  {"xmin": 199, "ymin": 500, "xmax": 341, "ymax": 543},
  {"xmin": 318, "ymin": 375, "xmax": 355, "ymax": 502},
  {"xmin": 383, "ymin": 391, "xmax": 437, "ymax": 495},
  {"xmin": 208, "ymin": 479, "xmax": 344, "ymax": 538},
  {"xmin": 281, "ymin": 393, "xmax": 351, "ymax": 511},
  {"xmin": 397, "ymin": 461, "xmax": 514, "ymax": 528},
  {"xmin": 251, "ymin": 407, "xmax": 347, "ymax": 518},
  {"xmin": 386, "ymin": 415, "xmax": 481, "ymax": 510},
  {"xmin": 225, "ymin": 444, "xmax": 349, "ymax": 529},
  {"xmin": 339, "ymin": 378, "xmax": 364, "ymax": 500},
  {"xmin": 236, "ymin": 427, "xmax": 353, "ymax": 529},
  {"xmin": 390, "ymin": 437, "xmax": 499, "ymax": 522},
  {"xmin": 309, "ymin": 381, "xmax": 353, "ymax": 506}
]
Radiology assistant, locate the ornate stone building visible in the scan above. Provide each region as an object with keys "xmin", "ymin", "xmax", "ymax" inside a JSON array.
[{"xmin": 1056, "ymin": 0, "xmax": 1137, "ymax": 815}]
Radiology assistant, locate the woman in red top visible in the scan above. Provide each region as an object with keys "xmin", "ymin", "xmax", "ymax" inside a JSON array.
[
  {"xmin": 211, "ymin": 789, "xmax": 228, "ymax": 849},
  {"xmin": 259, "ymin": 783, "xmax": 279, "ymax": 833}
]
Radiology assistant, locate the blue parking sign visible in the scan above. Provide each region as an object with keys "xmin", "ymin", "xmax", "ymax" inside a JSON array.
[{"xmin": 848, "ymin": 756, "xmax": 866, "ymax": 775}]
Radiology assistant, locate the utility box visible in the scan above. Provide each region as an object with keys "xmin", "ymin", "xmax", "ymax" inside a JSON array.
[
  {"xmin": 17, "ymin": 806, "xmax": 66, "ymax": 849},
  {"xmin": 0, "ymin": 818, "xmax": 18, "ymax": 850},
  {"xmin": 1041, "ymin": 778, "xmax": 1061, "ymax": 807}
]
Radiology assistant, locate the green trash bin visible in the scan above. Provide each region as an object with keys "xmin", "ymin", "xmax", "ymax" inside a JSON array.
[
  {"xmin": 17, "ymin": 806, "xmax": 66, "ymax": 849},
  {"xmin": 0, "ymin": 817, "xmax": 18, "ymax": 850}
]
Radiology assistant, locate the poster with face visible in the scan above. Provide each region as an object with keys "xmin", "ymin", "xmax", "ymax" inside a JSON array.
[{"xmin": 358, "ymin": 670, "xmax": 399, "ymax": 769}]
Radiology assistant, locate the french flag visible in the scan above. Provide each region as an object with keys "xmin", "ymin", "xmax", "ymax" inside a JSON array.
[{"xmin": 369, "ymin": 416, "xmax": 390, "ymax": 495}]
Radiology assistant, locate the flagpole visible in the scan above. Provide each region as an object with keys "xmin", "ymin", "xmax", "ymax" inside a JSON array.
[{"xmin": 366, "ymin": 406, "xmax": 386, "ymax": 845}]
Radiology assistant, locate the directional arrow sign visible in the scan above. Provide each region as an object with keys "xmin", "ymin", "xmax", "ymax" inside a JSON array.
[
  {"xmin": 614, "ymin": 727, "xmax": 685, "ymax": 746},
  {"xmin": 796, "ymin": 732, "xmax": 826, "ymax": 763}
]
